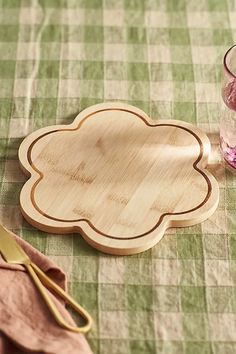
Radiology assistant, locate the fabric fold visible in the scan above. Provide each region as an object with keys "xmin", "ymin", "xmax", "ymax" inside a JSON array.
[{"xmin": 0, "ymin": 231, "xmax": 93, "ymax": 354}]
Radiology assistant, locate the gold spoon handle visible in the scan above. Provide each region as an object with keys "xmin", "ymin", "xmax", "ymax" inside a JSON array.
[{"xmin": 25, "ymin": 262, "xmax": 92, "ymax": 333}]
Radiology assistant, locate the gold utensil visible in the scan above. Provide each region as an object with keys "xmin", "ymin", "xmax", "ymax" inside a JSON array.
[{"xmin": 0, "ymin": 225, "xmax": 92, "ymax": 333}]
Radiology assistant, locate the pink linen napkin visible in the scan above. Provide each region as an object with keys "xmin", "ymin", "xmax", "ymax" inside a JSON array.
[{"xmin": 0, "ymin": 230, "xmax": 93, "ymax": 354}]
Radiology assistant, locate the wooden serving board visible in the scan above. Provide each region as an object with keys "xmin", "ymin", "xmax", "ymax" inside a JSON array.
[{"xmin": 19, "ymin": 103, "xmax": 219, "ymax": 255}]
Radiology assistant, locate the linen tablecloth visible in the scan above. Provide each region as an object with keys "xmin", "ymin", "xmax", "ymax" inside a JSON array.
[{"xmin": 0, "ymin": 0, "xmax": 236, "ymax": 353}]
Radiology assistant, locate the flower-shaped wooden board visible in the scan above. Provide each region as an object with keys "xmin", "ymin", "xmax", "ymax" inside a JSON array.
[{"xmin": 19, "ymin": 103, "xmax": 219, "ymax": 255}]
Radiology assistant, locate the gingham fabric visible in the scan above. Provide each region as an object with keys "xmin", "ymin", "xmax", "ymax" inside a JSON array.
[{"xmin": 0, "ymin": 0, "xmax": 236, "ymax": 353}]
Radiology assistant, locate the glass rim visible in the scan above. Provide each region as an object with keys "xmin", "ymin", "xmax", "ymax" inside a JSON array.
[{"xmin": 224, "ymin": 44, "xmax": 236, "ymax": 79}]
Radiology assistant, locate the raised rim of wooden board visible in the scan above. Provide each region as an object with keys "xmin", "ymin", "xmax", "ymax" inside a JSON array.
[{"xmin": 19, "ymin": 102, "xmax": 219, "ymax": 255}]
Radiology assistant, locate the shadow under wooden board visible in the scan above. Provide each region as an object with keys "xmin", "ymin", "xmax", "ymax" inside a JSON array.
[{"xmin": 19, "ymin": 102, "xmax": 219, "ymax": 255}]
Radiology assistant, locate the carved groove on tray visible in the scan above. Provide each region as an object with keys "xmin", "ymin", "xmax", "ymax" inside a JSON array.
[{"xmin": 26, "ymin": 108, "xmax": 212, "ymax": 240}]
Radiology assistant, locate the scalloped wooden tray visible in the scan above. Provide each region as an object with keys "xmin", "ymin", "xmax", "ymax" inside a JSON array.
[{"xmin": 19, "ymin": 103, "xmax": 219, "ymax": 255}]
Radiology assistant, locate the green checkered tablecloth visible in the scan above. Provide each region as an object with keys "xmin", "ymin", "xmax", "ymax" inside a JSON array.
[{"xmin": 1, "ymin": 0, "xmax": 236, "ymax": 353}]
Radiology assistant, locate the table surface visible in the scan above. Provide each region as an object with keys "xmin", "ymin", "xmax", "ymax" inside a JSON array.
[{"xmin": 1, "ymin": 1, "xmax": 236, "ymax": 353}]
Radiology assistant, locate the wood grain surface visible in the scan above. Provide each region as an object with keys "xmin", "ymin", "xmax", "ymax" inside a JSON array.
[{"xmin": 19, "ymin": 102, "xmax": 219, "ymax": 255}]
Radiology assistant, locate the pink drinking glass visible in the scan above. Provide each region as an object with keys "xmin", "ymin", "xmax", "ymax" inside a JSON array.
[{"xmin": 221, "ymin": 44, "xmax": 236, "ymax": 168}]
